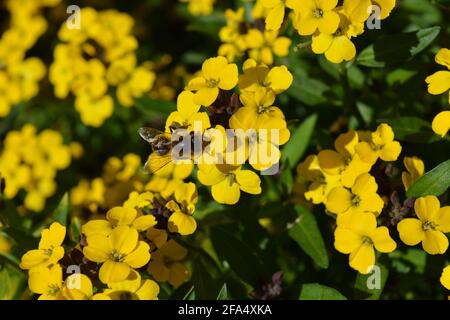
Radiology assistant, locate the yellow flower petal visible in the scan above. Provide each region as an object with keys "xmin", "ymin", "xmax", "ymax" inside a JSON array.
[
  {"xmin": 432, "ymin": 111, "xmax": 450, "ymax": 138},
  {"xmin": 440, "ymin": 266, "xmax": 450, "ymax": 290},
  {"xmin": 426, "ymin": 71, "xmax": 450, "ymax": 95},
  {"xmin": 397, "ymin": 218, "xmax": 424, "ymax": 246},
  {"xmin": 371, "ymin": 227, "xmax": 396, "ymax": 253},
  {"xmin": 211, "ymin": 178, "xmax": 241, "ymax": 205},
  {"xmin": 326, "ymin": 187, "xmax": 353, "ymax": 214},
  {"xmin": 435, "ymin": 48, "xmax": 450, "ymax": 69},
  {"xmin": 168, "ymin": 211, "xmax": 197, "ymax": 235},
  {"xmin": 349, "ymin": 244, "xmax": 375, "ymax": 274},
  {"xmin": 136, "ymin": 280, "xmax": 160, "ymax": 300},
  {"xmin": 235, "ymin": 169, "xmax": 262, "ymax": 195},
  {"xmin": 110, "ymin": 226, "xmax": 139, "ymax": 255},
  {"xmin": 422, "ymin": 230, "xmax": 449, "ymax": 255},
  {"xmin": 83, "ymin": 234, "xmax": 112, "ymax": 263},
  {"xmin": 334, "ymin": 228, "xmax": 361, "ymax": 254},
  {"xmin": 414, "ymin": 196, "xmax": 440, "ymax": 222},
  {"xmin": 436, "ymin": 207, "xmax": 450, "ymax": 233},
  {"xmin": 99, "ymin": 260, "xmax": 131, "ymax": 284},
  {"xmin": 106, "ymin": 207, "xmax": 137, "ymax": 227},
  {"xmin": 265, "ymin": 2, "xmax": 285, "ymax": 31},
  {"xmin": 194, "ymin": 87, "xmax": 219, "ymax": 106},
  {"xmin": 123, "ymin": 241, "xmax": 151, "ymax": 268}
]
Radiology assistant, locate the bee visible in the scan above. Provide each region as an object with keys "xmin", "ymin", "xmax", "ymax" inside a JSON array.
[
  {"xmin": 138, "ymin": 127, "xmax": 175, "ymax": 174},
  {"xmin": 139, "ymin": 122, "xmax": 194, "ymax": 174}
]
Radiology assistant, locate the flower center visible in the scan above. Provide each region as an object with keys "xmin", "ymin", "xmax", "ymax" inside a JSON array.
[
  {"xmin": 207, "ymin": 78, "xmax": 219, "ymax": 88},
  {"xmin": 422, "ymin": 221, "xmax": 436, "ymax": 231},
  {"xmin": 313, "ymin": 8, "xmax": 324, "ymax": 18},
  {"xmin": 110, "ymin": 250, "xmax": 125, "ymax": 262},
  {"xmin": 362, "ymin": 236, "xmax": 373, "ymax": 245},
  {"xmin": 257, "ymin": 105, "xmax": 270, "ymax": 114},
  {"xmin": 48, "ymin": 284, "xmax": 60, "ymax": 296},
  {"xmin": 352, "ymin": 195, "xmax": 361, "ymax": 206},
  {"xmin": 43, "ymin": 246, "xmax": 54, "ymax": 256},
  {"xmin": 226, "ymin": 173, "xmax": 236, "ymax": 187},
  {"xmin": 333, "ymin": 27, "xmax": 343, "ymax": 37}
]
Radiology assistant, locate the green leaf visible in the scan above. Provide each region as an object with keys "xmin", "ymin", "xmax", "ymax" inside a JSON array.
[
  {"xmin": 2, "ymin": 227, "xmax": 39, "ymax": 252},
  {"xmin": 354, "ymin": 263, "xmax": 389, "ymax": 300},
  {"xmin": 287, "ymin": 78, "xmax": 330, "ymax": 106},
  {"xmin": 192, "ymin": 258, "xmax": 220, "ymax": 299},
  {"xmin": 69, "ymin": 216, "xmax": 82, "ymax": 243},
  {"xmin": 288, "ymin": 206, "xmax": 329, "ymax": 269},
  {"xmin": 299, "ymin": 283, "xmax": 347, "ymax": 300},
  {"xmin": 380, "ymin": 116, "xmax": 438, "ymax": 144},
  {"xmin": 210, "ymin": 227, "xmax": 264, "ymax": 286},
  {"xmin": 0, "ymin": 263, "xmax": 26, "ymax": 300},
  {"xmin": 406, "ymin": 159, "xmax": 450, "ymax": 198},
  {"xmin": 282, "ymin": 114, "xmax": 318, "ymax": 167},
  {"xmin": 217, "ymin": 284, "xmax": 228, "ymax": 300},
  {"xmin": 280, "ymin": 163, "xmax": 294, "ymax": 194},
  {"xmin": 135, "ymin": 96, "xmax": 175, "ymax": 117},
  {"xmin": 357, "ymin": 26, "xmax": 441, "ymax": 68},
  {"xmin": 53, "ymin": 193, "xmax": 70, "ymax": 226}
]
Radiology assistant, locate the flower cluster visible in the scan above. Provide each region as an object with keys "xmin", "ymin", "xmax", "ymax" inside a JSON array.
[
  {"xmin": 20, "ymin": 182, "xmax": 196, "ymax": 299},
  {"xmin": 50, "ymin": 7, "xmax": 155, "ymax": 127},
  {"xmin": 425, "ymin": 48, "xmax": 450, "ymax": 138},
  {"xmin": 143, "ymin": 56, "xmax": 293, "ymax": 205},
  {"xmin": 0, "ymin": 124, "xmax": 72, "ymax": 211},
  {"xmin": 260, "ymin": 0, "xmax": 396, "ymax": 63},
  {"xmin": 180, "ymin": 0, "xmax": 215, "ymax": 16},
  {"xmin": 218, "ymin": 2, "xmax": 291, "ymax": 65},
  {"xmin": 0, "ymin": 0, "xmax": 56, "ymax": 117},
  {"xmin": 297, "ymin": 123, "xmax": 402, "ymax": 273}
]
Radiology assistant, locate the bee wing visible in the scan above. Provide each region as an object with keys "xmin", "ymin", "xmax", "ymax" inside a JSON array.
[
  {"xmin": 139, "ymin": 127, "xmax": 163, "ymax": 144},
  {"xmin": 144, "ymin": 152, "xmax": 173, "ymax": 174}
]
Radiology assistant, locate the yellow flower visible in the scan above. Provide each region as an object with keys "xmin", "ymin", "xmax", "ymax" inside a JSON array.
[
  {"xmin": 317, "ymin": 131, "xmax": 371, "ymax": 188},
  {"xmin": 92, "ymin": 269, "xmax": 159, "ymax": 300},
  {"xmin": 290, "ymin": 0, "xmax": 340, "ymax": 36},
  {"xmin": 146, "ymin": 227, "xmax": 168, "ymax": 249},
  {"xmin": 239, "ymin": 60, "xmax": 293, "ymax": 94},
  {"xmin": 401, "ymin": 156, "xmax": 425, "ymax": 191},
  {"xmin": 441, "ymin": 266, "xmax": 450, "ymax": 291},
  {"xmin": 335, "ymin": 211, "xmax": 396, "ymax": 274},
  {"xmin": 28, "ymin": 264, "xmax": 64, "ymax": 300},
  {"xmin": 311, "ymin": 9, "xmax": 357, "ymax": 64},
  {"xmin": 355, "ymin": 123, "xmax": 402, "ymax": 164},
  {"xmin": 231, "ymin": 87, "xmax": 285, "ymax": 128},
  {"xmin": 147, "ymin": 240, "xmax": 189, "ymax": 288},
  {"xmin": 397, "ymin": 196, "xmax": 450, "ymax": 255},
  {"xmin": 326, "ymin": 173, "xmax": 384, "ymax": 219},
  {"xmin": 83, "ymin": 225, "xmax": 151, "ymax": 284},
  {"xmin": 247, "ymin": 30, "xmax": 292, "ymax": 66},
  {"xmin": 297, "ymin": 155, "xmax": 342, "ymax": 204},
  {"xmin": 0, "ymin": 233, "xmax": 12, "ymax": 254},
  {"xmin": 198, "ymin": 164, "xmax": 262, "ymax": 205},
  {"xmin": 182, "ymin": 0, "xmax": 215, "ymax": 16},
  {"xmin": 426, "ymin": 48, "xmax": 450, "ymax": 104},
  {"xmin": 75, "ymin": 94, "xmax": 114, "ymax": 127},
  {"xmin": 431, "ymin": 111, "xmax": 450, "ymax": 138},
  {"xmin": 117, "ymin": 66, "xmax": 155, "ymax": 107},
  {"xmin": 82, "ymin": 206, "xmax": 157, "ymax": 238},
  {"xmin": 263, "ymin": 0, "xmax": 297, "ymax": 31},
  {"xmin": 20, "ymin": 222, "xmax": 65, "ymax": 270},
  {"xmin": 187, "ymin": 56, "xmax": 238, "ymax": 106},
  {"xmin": 61, "ymin": 274, "xmax": 93, "ymax": 300},
  {"xmin": 229, "ymin": 115, "xmax": 290, "ymax": 171},
  {"xmin": 165, "ymin": 90, "xmax": 211, "ymax": 132},
  {"xmin": 166, "ymin": 182, "xmax": 198, "ymax": 235}
]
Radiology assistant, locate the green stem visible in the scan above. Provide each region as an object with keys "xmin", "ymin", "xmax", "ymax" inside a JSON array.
[{"xmin": 339, "ymin": 64, "xmax": 366, "ymax": 128}]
